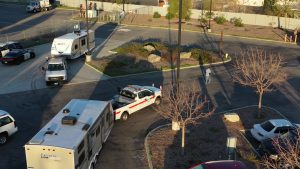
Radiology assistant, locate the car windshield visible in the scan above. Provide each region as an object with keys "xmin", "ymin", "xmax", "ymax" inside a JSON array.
[
  {"xmin": 261, "ymin": 121, "xmax": 275, "ymax": 132},
  {"xmin": 47, "ymin": 64, "xmax": 64, "ymax": 71},
  {"xmin": 191, "ymin": 165, "xmax": 205, "ymax": 169},
  {"xmin": 3, "ymin": 52, "xmax": 18, "ymax": 58},
  {"xmin": 120, "ymin": 90, "xmax": 136, "ymax": 99}
]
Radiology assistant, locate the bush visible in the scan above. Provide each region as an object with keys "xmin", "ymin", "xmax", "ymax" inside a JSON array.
[
  {"xmin": 153, "ymin": 12, "xmax": 161, "ymax": 18},
  {"xmin": 231, "ymin": 17, "xmax": 244, "ymax": 27},
  {"xmin": 214, "ymin": 16, "xmax": 227, "ymax": 24},
  {"xmin": 165, "ymin": 12, "xmax": 175, "ymax": 20},
  {"xmin": 205, "ymin": 11, "xmax": 214, "ymax": 19},
  {"xmin": 198, "ymin": 17, "xmax": 207, "ymax": 24},
  {"xmin": 191, "ymin": 48, "xmax": 213, "ymax": 64}
]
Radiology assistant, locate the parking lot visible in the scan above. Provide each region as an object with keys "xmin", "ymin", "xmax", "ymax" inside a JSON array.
[{"xmin": 0, "ymin": 43, "xmax": 110, "ymax": 95}]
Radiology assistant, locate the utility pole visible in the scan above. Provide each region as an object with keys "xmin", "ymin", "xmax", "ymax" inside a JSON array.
[
  {"xmin": 123, "ymin": 0, "xmax": 125, "ymax": 12},
  {"xmin": 177, "ymin": 0, "xmax": 183, "ymax": 89},
  {"xmin": 85, "ymin": 0, "xmax": 90, "ymax": 54},
  {"xmin": 208, "ymin": 0, "xmax": 212, "ymax": 30}
]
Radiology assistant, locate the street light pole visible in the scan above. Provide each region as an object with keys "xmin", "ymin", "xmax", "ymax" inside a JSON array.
[
  {"xmin": 85, "ymin": 0, "xmax": 90, "ymax": 54},
  {"xmin": 177, "ymin": 0, "xmax": 183, "ymax": 88}
]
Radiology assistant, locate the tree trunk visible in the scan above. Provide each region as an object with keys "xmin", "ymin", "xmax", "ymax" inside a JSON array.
[
  {"xmin": 181, "ymin": 124, "xmax": 185, "ymax": 155},
  {"xmin": 258, "ymin": 92, "xmax": 263, "ymax": 118}
]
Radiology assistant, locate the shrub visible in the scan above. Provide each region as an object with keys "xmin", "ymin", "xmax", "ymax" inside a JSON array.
[
  {"xmin": 205, "ymin": 11, "xmax": 214, "ymax": 19},
  {"xmin": 153, "ymin": 12, "xmax": 161, "ymax": 18},
  {"xmin": 231, "ymin": 17, "xmax": 244, "ymax": 27},
  {"xmin": 214, "ymin": 16, "xmax": 227, "ymax": 24},
  {"xmin": 165, "ymin": 12, "xmax": 175, "ymax": 20},
  {"xmin": 191, "ymin": 48, "xmax": 213, "ymax": 64},
  {"xmin": 198, "ymin": 17, "xmax": 207, "ymax": 24}
]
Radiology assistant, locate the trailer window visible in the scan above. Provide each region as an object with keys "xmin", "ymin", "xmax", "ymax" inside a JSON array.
[
  {"xmin": 75, "ymin": 44, "xmax": 78, "ymax": 50},
  {"xmin": 96, "ymin": 125, "xmax": 100, "ymax": 137},
  {"xmin": 78, "ymin": 140, "xmax": 85, "ymax": 153},
  {"xmin": 78, "ymin": 152, "xmax": 85, "ymax": 167},
  {"xmin": 81, "ymin": 39, "xmax": 86, "ymax": 46}
]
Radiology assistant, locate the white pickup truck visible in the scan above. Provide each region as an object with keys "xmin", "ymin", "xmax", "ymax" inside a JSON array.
[{"xmin": 112, "ymin": 85, "xmax": 162, "ymax": 121}]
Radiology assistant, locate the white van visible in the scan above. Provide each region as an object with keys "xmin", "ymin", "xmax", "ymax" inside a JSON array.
[
  {"xmin": 25, "ymin": 99, "xmax": 114, "ymax": 169},
  {"xmin": 0, "ymin": 110, "xmax": 18, "ymax": 145},
  {"xmin": 51, "ymin": 30, "xmax": 95, "ymax": 60}
]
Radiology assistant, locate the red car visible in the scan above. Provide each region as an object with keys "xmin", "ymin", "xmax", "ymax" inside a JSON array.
[{"xmin": 189, "ymin": 160, "xmax": 247, "ymax": 169}]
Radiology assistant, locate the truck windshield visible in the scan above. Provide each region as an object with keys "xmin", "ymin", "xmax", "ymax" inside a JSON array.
[
  {"xmin": 120, "ymin": 90, "xmax": 136, "ymax": 99},
  {"xmin": 48, "ymin": 64, "xmax": 64, "ymax": 71}
]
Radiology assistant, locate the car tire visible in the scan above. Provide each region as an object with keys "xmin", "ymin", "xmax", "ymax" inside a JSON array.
[
  {"xmin": 121, "ymin": 112, "xmax": 129, "ymax": 121},
  {"xmin": 46, "ymin": 81, "xmax": 50, "ymax": 86},
  {"xmin": 16, "ymin": 59, "xmax": 22, "ymax": 65},
  {"xmin": 31, "ymin": 53, "xmax": 35, "ymax": 58},
  {"xmin": 33, "ymin": 9, "xmax": 37, "ymax": 13},
  {"xmin": 154, "ymin": 97, "xmax": 161, "ymax": 105},
  {"xmin": 0, "ymin": 133, "xmax": 8, "ymax": 145}
]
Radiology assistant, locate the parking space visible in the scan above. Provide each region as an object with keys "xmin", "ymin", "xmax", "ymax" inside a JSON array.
[
  {"xmin": 0, "ymin": 43, "xmax": 110, "ymax": 95},
  {"xmin": 241, "ymin": 130, "xmax": 265, "ymax": 157}
]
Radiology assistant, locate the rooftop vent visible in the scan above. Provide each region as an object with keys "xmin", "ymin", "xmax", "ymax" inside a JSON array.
[
  {"xmin": 62, "ymin": 116, "xmax": 77, "ymax": 125},
  {"xmin": 63, "ymin": 108, "xmax": 70, "ymax": 114}
]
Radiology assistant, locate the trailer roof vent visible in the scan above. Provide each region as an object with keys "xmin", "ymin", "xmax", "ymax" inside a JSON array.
[
  {"xmin": 61, "ymin": 116, "xmax": 77, "ymax": 125},
  {"xmin": 45, "ymin": 130, "xmax": 54, "ymax": 135},
  {"xmin": 63, "ymin": 108, "xmax": 70, "ymax": 114}
]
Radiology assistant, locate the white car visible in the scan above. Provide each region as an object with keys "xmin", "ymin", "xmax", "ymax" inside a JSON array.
[
  {"xmin": 0, "ymin": 110, "xmax": 18, "ymax": 145},
  {"xmin": 250, "ymin": 119, "xmax": 300, "ymax": 142},
  {"xmin": 112, "ymin": 85, "xmax": 162, "ymax": 121}
]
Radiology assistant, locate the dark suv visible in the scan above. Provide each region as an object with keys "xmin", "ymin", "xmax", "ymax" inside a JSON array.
[{"xmin": 0, "ymin": 42, "xmax": 23, "ymax": 58}]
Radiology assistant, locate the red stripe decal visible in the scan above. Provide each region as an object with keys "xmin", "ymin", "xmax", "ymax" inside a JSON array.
[
  {"xmin": 129, "ymin": 96, "xmax": 155, "ymax": 109},
  {"xmin": 115, "ymin": 111, "xmax": 121, "ymax": 115}
]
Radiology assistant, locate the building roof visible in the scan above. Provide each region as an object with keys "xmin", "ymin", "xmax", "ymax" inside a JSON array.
[{"xmin": 27, "ymin": 99, "xmax": 110, "ymax": 150}]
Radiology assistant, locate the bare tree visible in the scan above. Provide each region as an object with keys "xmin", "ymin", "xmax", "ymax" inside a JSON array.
[
  {"xmin": 156, "ymin": 82, "xmax": 214, "ymax": 155},
  {"xmin": 261, "ymin": 129, "xmax": 300, "ymax": 169},
  {"xmin": 232, "ymin": 49, "xmax": 286, "ymax": 117}
]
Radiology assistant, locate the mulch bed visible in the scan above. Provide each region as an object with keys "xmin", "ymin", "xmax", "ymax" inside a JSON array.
[{"xmin": 147, "ymin": 106, "xmax": 284, "ymax": 169}]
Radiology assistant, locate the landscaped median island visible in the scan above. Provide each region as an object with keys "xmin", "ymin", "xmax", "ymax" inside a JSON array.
[
  {"xmin": 87, "ymin": 41, "xmax": 230, "ymax": 76},
  {"xmin": 146, "ymin": 106, "xmax": 284, "ymax": 169}
]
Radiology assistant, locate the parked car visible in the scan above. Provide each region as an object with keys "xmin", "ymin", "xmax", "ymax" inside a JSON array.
[
  {"xmin": 258, "ymin": 130, "xmax": 299, "ymax": 167},
  {"xmin": 250, "ymin": 119, "xmax": 300, "ymax": 142},
  {"xmin": 189, "ymin": 160, "xmax": 247, "ymax": 169},
  {"xmin": 0, "ymin": 41, "xmax": 23, "ymax": 58},
  {"xmin": 0, "ymin": 110, "xmax": 18, "ymax": 145},
  {"xmin": 1, "ymin": 49, "xmax": 35, "ymax": 65}
]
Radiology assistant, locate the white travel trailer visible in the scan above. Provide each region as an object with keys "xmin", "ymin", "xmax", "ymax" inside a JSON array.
[
  {"xmin": 25, "ymin": 99, "xmax": 114, "ymax": 169},
  {"xmin": 51, "ymin": 30, "xmax": 95, "ymax": 59}
]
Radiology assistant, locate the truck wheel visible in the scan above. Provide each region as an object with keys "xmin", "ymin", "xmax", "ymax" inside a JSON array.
[
  {"xmin": 33, "ymin": 9, "xmax": 37, "ymax": 13},
  {"xmin": 121, "ymin": 112, "xmax": 129, "ymax": 121},
  {"xmin": 154, "ymin": 97, "xmax": 161, "ymax": 105},
  {"xmin": 0, "ymin": 134, "xmax": 8, "ymax": 145}
]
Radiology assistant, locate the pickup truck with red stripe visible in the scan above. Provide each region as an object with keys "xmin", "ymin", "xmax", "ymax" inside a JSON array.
[{"xmin": 112, "ymin": 85, "xmax": 162, "ymax": 121}]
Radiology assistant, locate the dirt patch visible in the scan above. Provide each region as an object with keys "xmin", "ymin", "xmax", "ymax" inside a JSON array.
[
  {"xmin": 88, "ymin": 42, "xmax": 227, "ymax": 76},
  {"xmin": 147, "ymin": 106, "xmax": 284, "ymax": 169},
  {"xmin": 122, "ymin": 14, "xmax": 294, "ymax": 42}
]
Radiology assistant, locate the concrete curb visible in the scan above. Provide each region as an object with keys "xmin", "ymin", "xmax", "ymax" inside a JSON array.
[
  {"xmin": 84, "ymin": 56, "xmax": 231, "ymax": 78},
  {"xmin": 144, "ymin": 123, "xmax": 171, "ymax": 169},
  {"xmin": 144, "ymin": 105, "xmax": 287, "ymax": 169}
]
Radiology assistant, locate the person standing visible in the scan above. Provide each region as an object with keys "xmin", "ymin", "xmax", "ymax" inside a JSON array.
[{"xmin": 205, "ymin": 68, "xmax": 212, "ymax": 84}]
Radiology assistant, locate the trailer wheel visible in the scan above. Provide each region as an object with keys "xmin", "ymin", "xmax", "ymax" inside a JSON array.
[
  {"xmin": 0, "ymin": 133, "xmax": 8, "ymax": 145},
  {"xmin": 120, "ymin": 112, "xmax": 129, "ymax": 121},
  {"xmin": 154, "ymin": 97, "xmax": 161, "ymax": 105}
]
